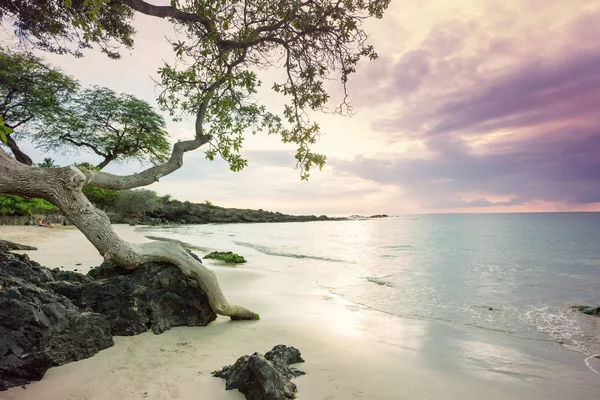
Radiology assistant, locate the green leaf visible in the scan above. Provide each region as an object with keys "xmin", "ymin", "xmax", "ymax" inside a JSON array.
[{"xmin": 0, "ymin": 131, "xmax": 7, "ymax": 144}]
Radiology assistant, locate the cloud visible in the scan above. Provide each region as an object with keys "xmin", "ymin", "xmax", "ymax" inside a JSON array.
[
  {"xmin": 333, "ymin": 5, "xmax": 600, "ymax": 210},
  {"xmin": 331, "ymin": 126, "xmax": 600, "ymax": 209}
]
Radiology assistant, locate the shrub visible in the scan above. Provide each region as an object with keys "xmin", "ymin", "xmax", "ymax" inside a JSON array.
[{"xmin": 115, "ymin": 189, "xmax": 159, "ymax": 217}]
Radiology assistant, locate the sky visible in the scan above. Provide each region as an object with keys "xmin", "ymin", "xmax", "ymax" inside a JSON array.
[{"xmin": 4, "ymin": 0, "xmax": 600, "ymax": 215}]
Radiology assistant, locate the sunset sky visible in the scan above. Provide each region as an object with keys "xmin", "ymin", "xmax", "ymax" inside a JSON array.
[{"xmin": 5, "ymin": 0, "xmax": 600, "ymax": 215}]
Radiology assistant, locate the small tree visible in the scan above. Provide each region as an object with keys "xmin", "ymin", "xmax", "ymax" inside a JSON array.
[
  {"xmin": 82, "ymin": 185, "xmax": 118, "ymax": 210},
  {"xmin": 36, "ymin": 158, "xmax": 59, "ymax": 168},
  {"xmin": 38, "ymin": 86, "xmax": 171, "ymax": 169},
  {"xmin": 0, "ymin": 50, "xmax": 78, "ymax": 164},
  {"xmin": 0, "ymin": 0, "xmax": 390, "ymax": 320},
  {"xmin": 115, "ymin": 189, "xmax": 158, "ymax": 217},
  {"xmin": 1, "ymin": 51, "xmax": 171, "ymax": 169}
]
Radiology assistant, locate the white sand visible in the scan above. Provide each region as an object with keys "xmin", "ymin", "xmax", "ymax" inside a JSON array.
[{"xmin": 1, "ymin": 225, "xmax": 598, "ymax": 399}]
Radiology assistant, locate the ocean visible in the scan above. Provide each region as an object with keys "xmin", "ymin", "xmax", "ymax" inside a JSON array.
[{"xmin": 139, "ymin": 213, "xmax": 600, "ymax": 385}]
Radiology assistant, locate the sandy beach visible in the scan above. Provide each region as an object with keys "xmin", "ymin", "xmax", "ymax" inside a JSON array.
[{"xmin": 1, "ymin": 225, "xmax": 599, "ymax": 400}]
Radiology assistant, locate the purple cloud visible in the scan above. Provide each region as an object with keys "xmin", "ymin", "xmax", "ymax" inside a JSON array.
[
  {"xmin": 332, "ymin": 129, "xmax": 600, "ymax": 208},
  {"xmin": 338, "ymin": 8, "xmax": 600, "ymax": 209}
]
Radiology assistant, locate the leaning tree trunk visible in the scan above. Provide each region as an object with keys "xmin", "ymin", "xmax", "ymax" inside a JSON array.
[{"xmin": 0, "ymin": 148, "xmax": 259, "ymax": 320}]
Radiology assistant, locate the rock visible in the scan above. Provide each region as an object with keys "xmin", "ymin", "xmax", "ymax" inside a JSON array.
[
  {"xmin": 265, "ymin": 345, "xmax": 306, "ymax": 379},
  {"xmin": 203, "ymin": 251, "xmax": 246, "ymax": 264},
  {"xmin": 212, "ymin": 345, "xmax": 305, "ymax": 400},
  {"xmin": 572, "ymin": 305, "xmax": 600, "ymax": 316},
  {"xmin": 0, "ymin": 252, "xmax": 113, "ymax": 391},
  {"xmin": 1, "ymin": 251, "xmax": 218, "ymax": 391},
  {"xmin": 0, "ymin": 240, "xmax": 37, "ymax": 252},
  {"xmin": 79, "ymin": 261, "xmax": 216, "ymax": 335},
  {"xmin": 108, "ymin": 200, "xmax": 348, "ymax": 225},
  {"xmin": 264, "ymin": 345, "xmax": 304, "ymax": 366}
]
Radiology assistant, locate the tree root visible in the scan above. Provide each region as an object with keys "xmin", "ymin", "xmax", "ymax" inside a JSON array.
[{"xmin": 130, "ymin": 241, "xmax": 260, "ymax": 320}]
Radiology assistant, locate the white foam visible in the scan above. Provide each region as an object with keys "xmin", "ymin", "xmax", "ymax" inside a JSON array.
[{"xmin": 584, "ymin": 354, "xmax": 600, "ymax": 374}]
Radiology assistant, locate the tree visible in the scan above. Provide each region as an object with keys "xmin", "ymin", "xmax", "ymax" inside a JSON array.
[
  {"xmin": 0, "ymin": 0, "xmax": 390, "ymax": 320},
  {"xmin": 36, "ymin": 157, "xmax": 59, "ymax": 168},
  {"xmin": 115, "ymin": 189, "xmax": 158, "ymax": 217},
  {"xmin": 0, "ymin": 0, "xmax": 135, "ymax": 59},
  {"xmin": 82, "ymin": 185, "xmax": 118, "ymax": 210},
  {"xmin": 1, "ymin": 52, "xmax": 171, "ymax": 169},
  {"xmin": 38, "ymin": 86, "xmax": 171, "ymax": 169},
  {"xmin": 0, "ymin": 50, "xmax": 78, "ymax": 165}
]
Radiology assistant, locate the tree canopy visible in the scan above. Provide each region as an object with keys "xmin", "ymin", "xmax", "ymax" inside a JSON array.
[
  {"xmin": 0, "ymin": 0, "xmax": 135, "ymax": 59},
  {"xmin": 2, "ymin": 0, "xmax": 391, "ymax": 178},
  {"xmin": 0, "ymin": 50, "xmax": 170, "ymax": 169},
  {"xmin": 0, "ymin": 50, "xmax": 78, "ymax": 164},
  {"xmin": 38, "ymin": 86, "xmax": 171, "ymax": 169}
]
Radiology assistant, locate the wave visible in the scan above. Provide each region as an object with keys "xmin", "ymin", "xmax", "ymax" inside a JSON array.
[
  {"xmin": 524, "ymin": 306, "xmax": 600, "ymax": 356},
  {"xmin": 326, "ymin": 284, "xmax": 591, "ymax": 346},
  {"xmin": 234, "ymin": 241, "xmax": 347, "ymax": 263},
  {"xmin": 380, "ymin": 245, "xmax": 413, "ymax": 249}
]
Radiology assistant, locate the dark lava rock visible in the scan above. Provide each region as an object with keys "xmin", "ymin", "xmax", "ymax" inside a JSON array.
[
  {"xmin": 77, "ymin": 261, "xmax": 217, "ymax": 335},
  {"xmin": 265, "ymin": 345, "xmax": 306, "ymax": 379},
  {"xmin": 0, "ymin": 240, "xmax": 37, "ymax": 252},
  {"xmin": 1, "ymin": 250, "xmax": 218, "ymax": 391},
  {"xmin": 212, "ymin": 345, "xmax": 305, "ymax": 400},
  {"xmin": 572, "ymin": 305, "xmax": 600, "ymax": 316},
  {"xmin": 108, "ymin": 200, "xmax": 348, "ymax": 225},
  {"xmin": 0, "ymin": 252, "xmax": 113, "ymax": 391}
]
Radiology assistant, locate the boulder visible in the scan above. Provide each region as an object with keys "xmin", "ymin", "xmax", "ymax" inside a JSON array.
[
  {"xmin": 71, "ymin": 261, "xmax": 217, "ymax": 335},
  {"xmin": 212, "ymin": 345, "xmax": 305, "ymax": 400},
  {"xmin": 0, "ymin": 252, "xmax": 113, "ymax": 391},
  {"xmin": 1, "ymin": 251, "xmax": 218, "ymax": 391}
]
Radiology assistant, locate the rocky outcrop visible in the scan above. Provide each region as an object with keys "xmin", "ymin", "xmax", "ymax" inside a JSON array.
[
  {"xmin": 572, "ymin": 305, "xmax": 600, "ymax": 316},
  {"xmin": 0, "ymin": 252, "xmax": 113, "ymax": 391},
  {"xmin": 212, "ymin": 345, "xmax": 305, "ymax": 400},
  {"xmin": 111, "ymin": 200, "xmax": 346, "ymax": 225},
  {"xmin": 73, "ymin": 261, "xmax": 217, "ymax": 335},
  {"xmin": 348, "ymin": 214, "xmax": 389, "ymax": 220},
  {"xmin": 105, "ymin": 199, "xmax": 391, "ymax": 226},
  {"xmin": 0, "ymin": 252, "xmax": 217, "ymax": 391},
  {"xmin": 203, "ymin": 251, "xmax": 246, "ymax": 264},
  {"xmin": 0, "ymin": 239, "xmax": 37, "ymax": 252}
]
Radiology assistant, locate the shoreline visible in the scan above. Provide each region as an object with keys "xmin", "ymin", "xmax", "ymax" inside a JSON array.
[{"xmin": 1, "ymin": 225, "xmax": 599, "ymax": 399}]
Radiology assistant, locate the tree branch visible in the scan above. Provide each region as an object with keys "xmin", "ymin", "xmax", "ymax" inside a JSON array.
[
  {"xmin": 59, "ymin": 135, "xmax": 108, "ymax": 158},
  {"xmin": 122, "ymin": 0, "xmax": 214, "ymax": 32},
  {"xmin": 86, "ymin": 91, "xmax": 214, "ymax": 190},
  {"xmin": 85, "ymin": 134, "xmax": 210, "ymax": 190}
]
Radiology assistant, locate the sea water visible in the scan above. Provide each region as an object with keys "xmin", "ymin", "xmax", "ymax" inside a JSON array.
[{"xmin": 140, "ymin": 213, "xmax": 600, "ymax": 377}]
